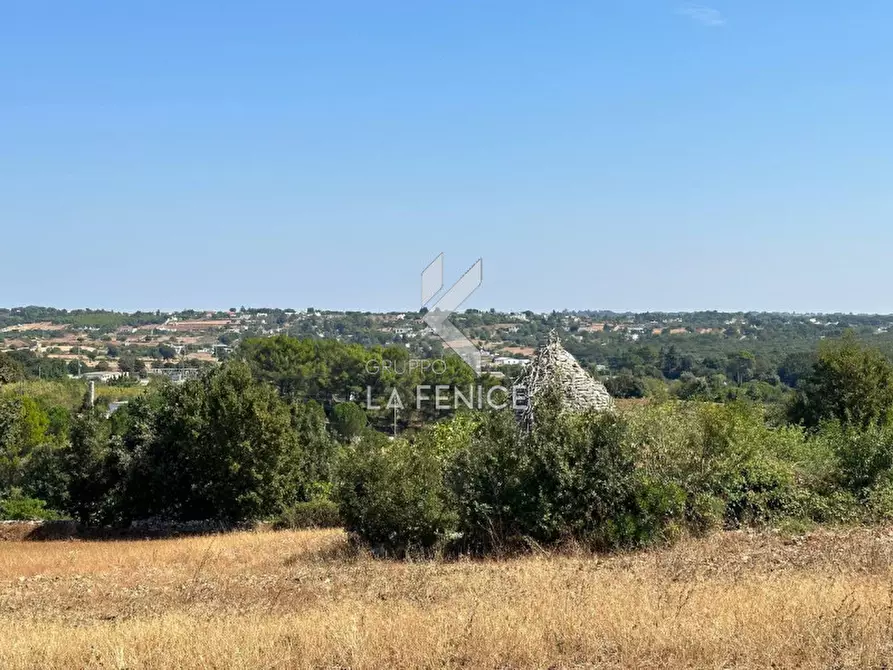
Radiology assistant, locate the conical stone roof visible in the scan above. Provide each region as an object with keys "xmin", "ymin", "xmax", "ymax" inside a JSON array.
[{"xmin": 517, "ymin": 330, "xmax": 613, "ymax": 427}]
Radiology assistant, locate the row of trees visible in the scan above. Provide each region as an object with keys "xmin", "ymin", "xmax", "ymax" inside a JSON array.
[
  {"xmin": 3, "ymin": 333, "xmax": 893, "ymax": 557},
  {"xmin": 0, "ymin": 307, "xmax": 166, "ymax": 331},
  {"xmin": 0, "ymin": 361, "xmax": 341, "ymax": 524},
  {"xmin": 237, "ymin": 335, "xmax": 490, "ymax": 429}
]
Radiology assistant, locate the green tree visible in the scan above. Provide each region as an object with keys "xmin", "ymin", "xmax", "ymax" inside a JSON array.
[
  {"xmin": 65, "ymin": 409, "xmax": 114, "ymax": 524},
  {"xmin": 605, "ymin": 373, "xmax": 647, "ymax": 399},
  {"xmin": 118, "ymin": 355, "xmax": 146, "ymax": 376},
  {"xmin": 778, "ymin": 351, "xmax": 817, "ymax": 388},
  {"xmin": 729, "ymin": 351, "xmax": 756, "ymax": 385},
  {"xmin": 21, "ymin": 444, "xmax": 70, "ymax": 513},
  {"xmin": 0, "ymin": 397, "xmax": 49, "ymax": 493},
  {"xmin": 238, "ymin": 335, "xmax": 374, "ymax": 403},
  {"xmin": 0, "ymin": 353, "xmax": 24, "ymax": 385},
  {"xmin": 290, "ymin": 399, "xmax": 338, "ymax": 498},
  {"xmin": 790, "ymin": 334, "xmax": 893, "ymax": 429},
  {"xmin": 330, "ymin": 402, "xmax": 367, "ymax": 442},
  {"xmin": 119, "ymin": 362, "xmax": 304, "ymax": 522},
  {"xmin": 157, "ymin": 344, "xmax": 177, "ymax": 360}
]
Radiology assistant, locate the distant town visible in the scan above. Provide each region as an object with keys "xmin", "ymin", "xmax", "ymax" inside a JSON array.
[{"xmin": 4, "ymin": 305, "xmax": 893, "ymax": 393}]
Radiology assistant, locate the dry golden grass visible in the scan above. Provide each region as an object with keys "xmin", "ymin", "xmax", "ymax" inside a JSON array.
[{"xmin": 4, "ymin": 527, "xmax": 893, "ymax": 668}]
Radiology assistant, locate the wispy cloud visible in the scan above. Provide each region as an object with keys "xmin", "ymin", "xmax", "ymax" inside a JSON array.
[{"xmin": 677, "ymin": 3, "xmax": 726, "ymax": 27}]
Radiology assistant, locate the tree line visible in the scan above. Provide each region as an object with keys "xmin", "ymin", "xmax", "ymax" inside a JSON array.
[{"xmin": 2, "ymin": 332, "xmax": 893, "ymax": 559}]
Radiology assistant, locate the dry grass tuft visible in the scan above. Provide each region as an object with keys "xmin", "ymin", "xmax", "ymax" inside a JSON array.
[{"xmin": 4, "ymin": 527, "xmax": 893, "ymax": 668}]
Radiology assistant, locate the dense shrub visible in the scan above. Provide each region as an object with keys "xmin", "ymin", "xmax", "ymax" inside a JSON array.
[
  {"xmin": 818, "ymin": 422, "xmax": 893, "ymax": 493},
  {"xmin": 866, "ymin": 481, "xmax": 893, "ymax": 521},
  {"xmin": 446, "ymin": 409, "xmax": 534, "ymax": 552},
  {"xmin": 337, "ymin": 396, "xmax": 841, "ymax": 556},
  {"xmin": 275, "ymin": 499, "xmax": 342, "ymax": 529},
  {"xmin": 446, "ymin": 398, "xmax": 685, "ymax": 553},
  {"xmin": 0, "ymin": 352, "xmax": 25, "ymax": 384},
  {"xmin": 800, "ymin": 422, "xmax": 893, "ymax": 523},
  {"xmin": 0, "ymin": 489, "xmax": 61, "ymax": 520},
  {"xmin": 522, "ymin": 401, "xmax": 677, "ymax": 549},
  {"xmin": 627, "ymin": 402, "xmax": 807, "ymax": 529},
  {"xmin": 334, "ymin": 429, "xmax": 459, "ymax": 556},
  {"xmin": 2, "ymin": 362, "xmax": 351, "ymax": 527},
  {"xmin": 446, "ymin": 396, "xmax": 687, "ymax": 553},
  {"xmin": 793, "ymin": 489, "xmax": 863, "ymax": 525}
]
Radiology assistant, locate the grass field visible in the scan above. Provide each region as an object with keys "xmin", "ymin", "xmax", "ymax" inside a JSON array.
[{"xmin": 3, "ymin": 527, "xmax": 893, "ymax": 669}]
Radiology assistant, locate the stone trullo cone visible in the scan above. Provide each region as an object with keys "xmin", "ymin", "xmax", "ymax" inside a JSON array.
[{"xmin": 516, "ymin": 330, "xmax": 613, "ymax": 427}]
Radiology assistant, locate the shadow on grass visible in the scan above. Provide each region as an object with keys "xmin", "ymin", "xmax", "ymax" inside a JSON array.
[{"xmin": 2, "ymin": 520, "xmax": 263, "ymax": 542}]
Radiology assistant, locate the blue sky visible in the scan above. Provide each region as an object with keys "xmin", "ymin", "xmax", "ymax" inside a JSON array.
[{"xmin": 3, "ymin": 1, "xmax": 893, "ymax": 313}]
